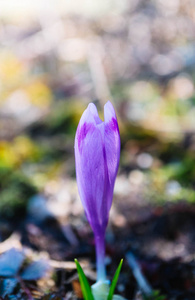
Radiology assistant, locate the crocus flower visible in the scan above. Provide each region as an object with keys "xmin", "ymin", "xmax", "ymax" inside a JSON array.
[{"xmin": 74, "ymin": 101, "xmax": 120, "ymax": 283}]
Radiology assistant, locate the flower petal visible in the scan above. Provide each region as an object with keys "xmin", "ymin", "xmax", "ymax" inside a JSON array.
[
  {"xmin": 74, "ymin": 101, "xmax": 120, "ymax": 235},
  {"xmin": 76, "ymin": 103, "xmax": 102, "ymax": 153},
  {"xmin": 104, "ymin": 101, "xmax": 120, "ymax": 211},
  {"xmin": 88, "ymin": 103, "xmax": 102, "ymax": 125},
  {"xmin": 78, "ymin": 103, "xmax": 102, "ymax": 127},
  {"xmin": 75, "ymin": 122, "xmax": 107, "ymax": 233}
]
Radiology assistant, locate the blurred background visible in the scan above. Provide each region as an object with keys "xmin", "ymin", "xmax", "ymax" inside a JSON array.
[{"xmin": 1, "ymin": 0, "xmax": 195, "ymax": 271}]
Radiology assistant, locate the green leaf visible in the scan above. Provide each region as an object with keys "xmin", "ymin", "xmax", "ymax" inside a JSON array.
[
  {"xmin": 151, "ymin": 290, "xmax": 166, "ymax": 300},
  {"xmin": 107, "ymin": 259, "xmax": 123, "ymax": 300},
  {"xmin": 74, "ymin": 259, "xmax": 95, "ymax": 300},
  {"xmin": 143, "ymin": 290, "xmax": 167, "ymax": 300}
]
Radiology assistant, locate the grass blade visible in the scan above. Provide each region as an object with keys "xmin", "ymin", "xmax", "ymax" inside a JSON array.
[
  {"xmin": 107, "ymin": 259, "xmax": 123, "ymax": 300},
  {"xmin": 74, "ymin": 259, "xmax": 95, "ymax": 300}
]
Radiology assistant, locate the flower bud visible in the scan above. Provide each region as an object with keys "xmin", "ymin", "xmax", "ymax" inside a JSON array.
[{"xmin": 74, "ymin": 101, "xmax": 120, "ymax": 281}]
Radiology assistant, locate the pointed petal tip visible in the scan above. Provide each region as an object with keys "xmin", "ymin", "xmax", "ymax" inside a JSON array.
[
  {"xmin": 88, "ymin": 102, "xmax": 103, "ymax": 124},
  {"xmin": 88, "ymin": 102, "xmax": 99, "ymax": 117},
  {"xmin": 87, "ymin": 102, "xmax": 96, "ymax": 112},
  {"xmin": 104, "ymin": 101, "xmax": 114, "ymax": 111},
  {"xmin": 77, "ymin": 103, "xmax": 98, "ymax": 128},
  {"xmin": 104, "ymin": 101, "xmax": 118, "ymax": 123}
]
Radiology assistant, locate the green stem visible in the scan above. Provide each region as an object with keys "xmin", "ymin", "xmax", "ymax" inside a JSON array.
[{"xmin": 95, "ymin": 232, "xmax": 106, "ymax": 282}]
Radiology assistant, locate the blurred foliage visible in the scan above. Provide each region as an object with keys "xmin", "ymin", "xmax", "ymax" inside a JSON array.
[
  {"xmin": 45, "ymin": 100, "xmax": 86, "ymax": 136},
  {"xmin": 28, "ymin": 100, "xmax": 86, "ymax": 138},
  {"xmin": 25, "ymin": 81, "xmax": 52, "ymax": 108},
  {"xmin": 0, "ymin": 0, "xmax": 195, "ymax": 219},
  {"xmin": 0, "ymin": 167, "xmax": 37, "ymax": 219},
  {"xmin": 0, "ymin": 51, "xmax": 26, "ymax": 92},
  {"xmin": 0, "ymin": 136, "xmax": 41, "ymax": 168}
]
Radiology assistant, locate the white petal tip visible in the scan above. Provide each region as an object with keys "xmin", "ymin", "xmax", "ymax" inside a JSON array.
[{"xmin": 104, "ymin": 101, "xmax": 117, "ymax": 123}]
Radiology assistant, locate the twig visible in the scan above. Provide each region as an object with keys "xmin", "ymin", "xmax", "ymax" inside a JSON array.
[
  {"xmin": 49, "ymin": 259, "xmax": 88, "ymax": 270},
  {"xmin": 17, "ymin": 276, "xmax": 34, "ymax": 300},
  {"xmin": 87, "ymin": 37, "xmax": 113, "ymax": 108},
  {"xmin": 126, "ymin": 252, "xmax": 153, "ymax": 298}
]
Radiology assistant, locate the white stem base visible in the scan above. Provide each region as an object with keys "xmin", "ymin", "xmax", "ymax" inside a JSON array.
[
  {"xmin": 91, "ymin": 280, "xmax": 110, "ymax": 300},
  {"xmin": 91, "ymin": 280, "xmax": 126, "ymax": 300}
]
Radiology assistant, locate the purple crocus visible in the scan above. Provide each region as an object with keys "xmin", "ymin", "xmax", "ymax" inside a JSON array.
[{"xmin": 74, "ymin": 101, "xmax": 120, "ymax": 283}]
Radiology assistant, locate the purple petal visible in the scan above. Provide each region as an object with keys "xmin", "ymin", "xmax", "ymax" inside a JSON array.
[
  {"xmin": 88, "ymin": 103, "xmax": 102, "ymax": 125},
  {"xmin": 75, "ymin": 123, "xmax": 107, "ymax": 233},
  {"xmin": 104, "ymin": 101, "xmax": 120, "ymax": 211},
  {"xmin": 76, "ymin": 103, "xmax": 102, "ymax": 153},
  {"xmin": 78, "ymin": 103, "xmax": 102, "ymax": 128},
  {"xmin": 74, "ymin": 101, "xmax": 120, "ymax": 236}
]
